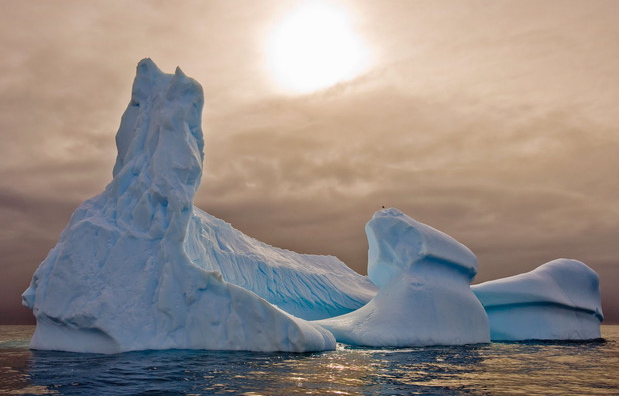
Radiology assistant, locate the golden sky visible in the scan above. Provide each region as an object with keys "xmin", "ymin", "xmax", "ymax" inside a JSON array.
[{"xmin": 1, "ymin": 0, "xmax": 618, "ymax": 323}]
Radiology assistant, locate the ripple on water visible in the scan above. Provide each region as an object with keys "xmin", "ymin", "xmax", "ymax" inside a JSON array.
[{"xmin": 0, "ymin": 326, "xmax": 617, "ymax": 395}]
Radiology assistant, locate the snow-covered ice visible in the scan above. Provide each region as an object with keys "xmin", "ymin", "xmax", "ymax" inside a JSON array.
[
  {"xmin": 472, "ymin": 258, "xmax": 603, "ymax": 341},
  {"xmin": 21, "ymin": 59, "xmax": 335, "ymax": 353},
  {"xmin": 316, "ymin": 208, "xmax": 490, "ymax": 347}
]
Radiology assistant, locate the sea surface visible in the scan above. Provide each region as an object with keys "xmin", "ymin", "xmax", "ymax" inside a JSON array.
[{"xmin": 0, "ymin": 325, "xmax": 617, "ymax": 395}]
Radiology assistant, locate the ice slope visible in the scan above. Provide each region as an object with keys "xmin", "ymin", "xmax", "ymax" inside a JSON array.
[
  {"xmin": 21, "ymin": 59, "xmax": 334, "ymax": 353},
  {"xmin": 316, "ymin": 208, "xmax": 490, "ymax": 346},
  {"xmin": 184, "ymin": 209, "xmax": 376, "ymax": 320},
  {"xmin": 472, "ymin": 259, "xmax": 603, "ymax": 340}
]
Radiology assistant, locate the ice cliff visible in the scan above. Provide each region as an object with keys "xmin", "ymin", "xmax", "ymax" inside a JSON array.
[
  {"xmin": 316, "ymin": 208, "xmax": 490, "ymax": 347},
  {"xmin": 184, "ymin": 209, "xmax": 376, "ymax": 320},
  {"xmin": 472, "ymin": 259, "xmax": 604, "ymax": 340},
  {"xmin": 21, "ymin": 59, "xmax": 336, "ymax": 353}
]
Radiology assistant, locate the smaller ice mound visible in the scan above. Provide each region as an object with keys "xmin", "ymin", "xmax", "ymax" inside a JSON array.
[
  {"xmin": 316, "ymin": 208, "xmax": 490, "ymax": 347},
  {"xmin": 472, "ymin": 259, "xmax": 603, "ymax": 341}
]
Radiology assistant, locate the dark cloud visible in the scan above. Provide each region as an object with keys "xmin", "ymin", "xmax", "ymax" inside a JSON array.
[{"xmin": 0, "ymin": 189, "xmax": 81, "ymax": 324}]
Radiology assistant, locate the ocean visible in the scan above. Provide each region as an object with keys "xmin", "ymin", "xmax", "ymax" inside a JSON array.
[{"xmin": 1, "ymin": 325, "xmax": 617, "ymax": 395}]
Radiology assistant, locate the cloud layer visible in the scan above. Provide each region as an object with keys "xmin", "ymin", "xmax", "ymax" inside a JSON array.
[{"xmin": 1, "ymin": 0, "xmax": 618, "ymax": 323}]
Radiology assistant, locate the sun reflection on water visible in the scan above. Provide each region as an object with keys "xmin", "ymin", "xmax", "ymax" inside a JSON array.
[{"xmin": 1, "ymin": 326, "xmax": 618, "ymax": 395}]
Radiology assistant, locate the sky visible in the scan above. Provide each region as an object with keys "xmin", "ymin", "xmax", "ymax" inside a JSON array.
[{"xmin": 1, "ymin": 0, "xmax": 618, "ymax": 324}]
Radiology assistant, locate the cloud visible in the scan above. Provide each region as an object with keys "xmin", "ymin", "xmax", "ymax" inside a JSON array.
[{"xmin": 2, "ymin": 0, "xmax": 618, "ymax": 323}]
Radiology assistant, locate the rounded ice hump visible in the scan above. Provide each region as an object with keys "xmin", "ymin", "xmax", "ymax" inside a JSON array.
[
  {"xmin": 316, "ymin": 208, "xmax": 490, "ymax": 347},
  {"xmin": 21, "ymin": 59, "xmax": 334, "ymax": 354},
  {"xmin": 472, "ymin": 258, "xmax": 604, "ymax": 341},
  {"xmin": 366, "ymin": 208, "xmax": 479, "ymax": 287}
]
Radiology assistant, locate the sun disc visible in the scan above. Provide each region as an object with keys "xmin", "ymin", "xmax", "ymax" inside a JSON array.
[{"xmin": 266, "ymin": 2, "xmax": 368, "ymax": 93}]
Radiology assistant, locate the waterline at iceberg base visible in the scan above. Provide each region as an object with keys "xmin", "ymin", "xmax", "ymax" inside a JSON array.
[{"xmin": 22, "ymin": 59, "xmax": 603, "ymax": 354}]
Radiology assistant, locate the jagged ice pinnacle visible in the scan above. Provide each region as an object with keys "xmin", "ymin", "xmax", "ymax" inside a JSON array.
[{"xmin": 22, "ymin": 59, "xmax": 336, "ymax": 353}]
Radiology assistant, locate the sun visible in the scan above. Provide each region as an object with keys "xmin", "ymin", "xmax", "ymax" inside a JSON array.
[{"xmin": 266, "ymin": 2, "xmax": 368, "ymax": 94}]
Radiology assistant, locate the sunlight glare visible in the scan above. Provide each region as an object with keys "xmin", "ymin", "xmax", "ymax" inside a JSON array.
[{"xmin": 266, "ymin": 2, "xmax": 368, "ymax": 94}]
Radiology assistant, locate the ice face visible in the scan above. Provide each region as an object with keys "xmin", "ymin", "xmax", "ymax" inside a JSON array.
[
  {"xmin": 316, "ymin": 208, "xmax": 490, "ymax": 347},
  {"xmin": 472, "ymin": 258, "xmax": 603, "ymax": 340},
  {"xmin": 21, "ymin": 59, "xmax": 335, "ymax": 353},
  {"xmin": 184, "ymin": 208, "xmax": 377, "ymax": 320}
]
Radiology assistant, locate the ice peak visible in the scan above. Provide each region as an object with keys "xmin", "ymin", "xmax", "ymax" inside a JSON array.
[
  {"xmin": 105, "ymin": 59, "xmax": 205, "ymax": 238},
  {"xmin": 137, "ymin": 58, "xmax": 163, "ymax": 77},
  {"xmin": 175, "ymin": 66, "xmax": 186, "ymax": 78},
  {"xmin": 373, "ymin": 207, "xmax": 405, "ymax": 218},
  {"xmin": 113, "ymin": 58, "xmax": 204, "ymax": 175}
]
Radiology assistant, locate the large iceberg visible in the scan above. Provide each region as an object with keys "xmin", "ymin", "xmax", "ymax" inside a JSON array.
[
  {"xmin": 316, "ymin": 208, "xmax": 490, "ymax": 347},
  {"xmin": 21, "ymin": 59, "xmax": 335, "ymax": 353},
  {"xmin": 23, "ymin": 59, "xmax": 603, "ymax": 354},
  {"xmin": 472, "ymin": 259, "xmax": 603, "ymax": 341}
]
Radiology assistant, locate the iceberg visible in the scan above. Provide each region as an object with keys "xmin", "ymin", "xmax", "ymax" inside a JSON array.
[
  {"xmin": 316, "ymin": 208, "xmax": 490, "ymax": 347},
  {"xmin": 21, "ymin": 59, "xmax": 335, "ymax": 353},
  {"xmin": 472, "ymin": 259, "xmax": 603, "ymax": 341}
]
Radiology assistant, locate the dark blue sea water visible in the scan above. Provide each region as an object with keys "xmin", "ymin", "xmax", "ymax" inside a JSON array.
[{"xmin": 1, "ymin": 326, "xmax": 617, "ymax": 395}]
